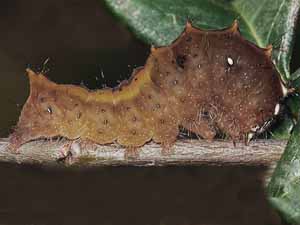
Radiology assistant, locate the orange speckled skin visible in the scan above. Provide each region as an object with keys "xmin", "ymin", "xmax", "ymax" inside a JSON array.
[{"xmin": 9, "ymin": 21, "xmax": 284, "ymax": 152}]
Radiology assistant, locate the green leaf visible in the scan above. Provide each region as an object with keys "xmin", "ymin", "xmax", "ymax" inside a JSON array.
[
  {"xmin": 286, "ymin": 94, "xmax": 300, "ymax": 121},
  {"xmin": 270, "ymin": 114, "xmax": 294, "ymax": 140},
  {"xmin": 268, "ymin": 120, "xmax": 300, "ymax": 224},
  {"xmin": 291, "ymin": 67, "xmax": 300, "ymax": 89},
  {"xmin": 271, "ymin": 69, "xmax": 300, "ymax": 140},
  {"xmin": 270, "ymin": 75, "xmax": 300, "ymax": 140},
  {"xmin": 104, "ymin": 0, "xmax": 299, "ymax": 80}
]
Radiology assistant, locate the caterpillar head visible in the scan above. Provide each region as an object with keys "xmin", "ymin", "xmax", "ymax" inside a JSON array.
[{"xmin": 9, "ymin": 69, "xmax": 70, "ymax": 151}]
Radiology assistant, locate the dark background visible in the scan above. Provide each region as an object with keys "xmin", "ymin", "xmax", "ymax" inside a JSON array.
[{"xmin": 0, "ymin": 0, "xmax": 299, "ymax": 224}]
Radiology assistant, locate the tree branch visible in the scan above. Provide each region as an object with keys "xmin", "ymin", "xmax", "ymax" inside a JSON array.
[{"xmin": 0, "ymin": 138, "xmax": 286, "ymax": 167}]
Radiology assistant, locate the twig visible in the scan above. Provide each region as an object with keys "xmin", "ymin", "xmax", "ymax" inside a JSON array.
[{"xmin": 0, "ymin": 138, "xmax": 286, "ymax": 167}]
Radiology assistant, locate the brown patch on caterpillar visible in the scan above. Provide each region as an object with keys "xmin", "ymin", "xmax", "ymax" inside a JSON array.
[{"xmin": 9, "ymin": 20, "xmax": 285, "ymax": 153}]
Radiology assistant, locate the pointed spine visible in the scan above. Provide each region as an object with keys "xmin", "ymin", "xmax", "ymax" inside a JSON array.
[
  {"xmin": 227, "ymin": 19, "xmax": 240, "ymax": 34},
  {"xmin": 264, "ymin": 44, "xmax": 273, "ymax": 58}
]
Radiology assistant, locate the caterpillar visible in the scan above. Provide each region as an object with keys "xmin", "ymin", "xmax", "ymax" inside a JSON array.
[{"xmin": 9, "ymin": 20, "xmax": 286, "ymax": 154}]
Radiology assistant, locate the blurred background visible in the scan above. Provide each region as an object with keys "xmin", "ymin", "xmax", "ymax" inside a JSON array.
[{"xmin": 0, "ymin": 0, "xmax": 299, "ymax": 224}]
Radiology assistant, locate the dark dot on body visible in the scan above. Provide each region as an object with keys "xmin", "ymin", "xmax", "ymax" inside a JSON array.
[
  {"xmin": 213, "ymin": 95, "xmax": 219, "ymax": 101},
  {"xmin": 160, "ymin": 119, "xmax": 165, "ymax": 124},
  {"xmin": 186, "ymin": 36, "xmax": 192, "ymax": 42},
  {"xmin": 101, "ymin": 108, "xmax": 106, "ymax": 113},
  {"xmin": 176, "ymin": 54, "xmax": 186, "ymax": 69},
  {"xmin": 131, "ymin": 130, "xmax": 137, "ymax": 135},
  {"xmin": 257, "ymin": 63, "xmax": 270, "ymax": 69},
  {"xmin": 40, "ymin": 97, "xmax": 45, "ymax": 102},
  {"xmin": 201, "ymin": 111, "xmax": 210, "ymax": 119},
  {"xmin": 225, "ymin": 34, "xmax": 231, "ymax": 39}
]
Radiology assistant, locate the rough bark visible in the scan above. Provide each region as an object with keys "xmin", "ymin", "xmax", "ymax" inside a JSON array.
[{"xmin": 0, "ymin": 138, "xmax": 286, "ymax": 167}]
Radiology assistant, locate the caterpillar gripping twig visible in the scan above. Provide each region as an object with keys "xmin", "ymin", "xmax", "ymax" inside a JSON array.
[{"xmin": 9, "ymin": 20, "xmax": 285, "ymax": 154}]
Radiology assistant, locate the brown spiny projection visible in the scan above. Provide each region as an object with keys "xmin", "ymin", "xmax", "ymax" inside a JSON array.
[{"xmin": 9, "ymin": 21, "xmax": 285, "ymax": 153}]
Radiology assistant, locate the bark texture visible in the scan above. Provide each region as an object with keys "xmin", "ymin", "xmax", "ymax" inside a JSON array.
[{"xmin": 0, "ymin": 138, "xmax": 286, "ymax": 167}]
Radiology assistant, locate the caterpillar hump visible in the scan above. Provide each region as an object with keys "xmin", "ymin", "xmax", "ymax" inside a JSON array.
[{"xmin": 9, "ymin": 20, "xmax": 285, "ymax": 152}]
